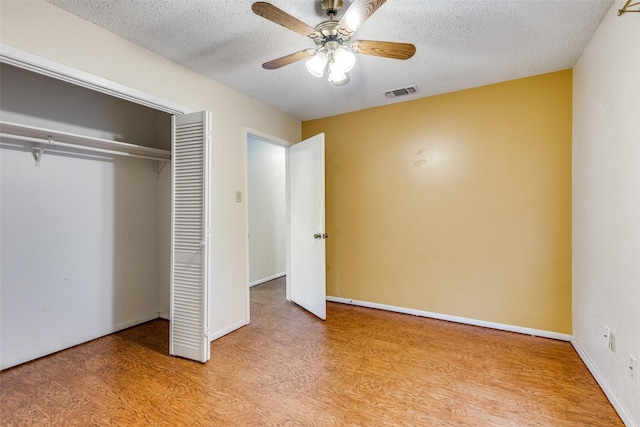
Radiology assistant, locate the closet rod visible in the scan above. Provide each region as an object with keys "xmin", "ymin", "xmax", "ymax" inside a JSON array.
[{"xmin": 0, "ymin": 133, "xmax": 171, "ymax": 162}]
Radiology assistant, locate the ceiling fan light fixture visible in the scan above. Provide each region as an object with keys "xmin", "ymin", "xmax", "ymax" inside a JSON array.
[
  {"xmin": 333, "ymin": 47, "xmax": 355, "ymax": 73},
  {"xmin": 306, "ymin": 50, "xmax": 328, "ymax": 77},
  {"xmin": 328, "ymin": 61, "xmax": 350, "ymax": 86},
  {"xmin": 330, "ymin": 73, "xmax": 350, "ymax": 86}
]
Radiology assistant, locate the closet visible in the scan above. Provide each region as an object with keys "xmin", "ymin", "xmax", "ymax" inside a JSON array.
[{"xmin": 0, "ymin": 61, "xmax": 209, "ymax": 369}]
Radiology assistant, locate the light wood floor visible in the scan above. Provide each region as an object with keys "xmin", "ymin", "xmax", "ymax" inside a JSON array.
[{"xmin": 1, "ymin": 278, "xmax": 622, "ymax": 426}]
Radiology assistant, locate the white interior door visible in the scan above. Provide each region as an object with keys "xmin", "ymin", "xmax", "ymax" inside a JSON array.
[
  {"xmin": 289, "ymin": 133, "xmax": 326, "ymax": 320},
  {"xmin": 170, "ymin": 111, "xmax": 211, "ymax": 363}
]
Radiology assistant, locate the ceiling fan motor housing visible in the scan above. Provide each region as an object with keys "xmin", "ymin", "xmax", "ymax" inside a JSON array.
[{"xmin": 314, "ymin": 21, "xmax": 351, "ymax": 45}]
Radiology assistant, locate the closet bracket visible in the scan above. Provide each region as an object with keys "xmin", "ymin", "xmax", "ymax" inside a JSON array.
[
  {"xmin": 32, "ymin": 137, "xmax": 52, "ymax": 167},
  {"xmin": 156, "ymin": 160, "xmax": 168, "ymax": 176}
]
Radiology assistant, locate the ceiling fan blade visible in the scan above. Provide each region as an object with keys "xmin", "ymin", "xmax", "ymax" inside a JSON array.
[
  {"xmin": 252, "ymin": 2, "xmax": 320, "ymax": 39},
  {"xmin": 262, "ymin": 49, "xmax": 317, "ymax": 70},
  {"xmin": 352, "ymin": 40, "xmax": 416, "ymax": 60},
  {"xmin": 338, "ymin": 0, "xmax": 387, "ymax": 36}
]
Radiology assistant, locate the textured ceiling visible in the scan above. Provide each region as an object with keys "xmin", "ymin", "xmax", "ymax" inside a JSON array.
[{"xmin": 47, "ymin": 0, "xmax": 613, "ymax": 121}]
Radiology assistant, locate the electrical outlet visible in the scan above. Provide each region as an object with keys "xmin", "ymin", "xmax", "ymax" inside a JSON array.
[
  {"xmin": 630, "ymin": 355, "xmax": 637, "ymax": 382},
  {"xmin": 604, "ymin": 326, "xmax": 610, "ymax": 348},
  {"xmin": 609, "ymin": 332, "xmax": 616, "ymax": 353}
]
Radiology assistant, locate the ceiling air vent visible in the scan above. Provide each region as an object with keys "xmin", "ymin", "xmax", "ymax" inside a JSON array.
[{"xmin": 384, "ymin": 85, "xmax": 418, "ymax": 99}]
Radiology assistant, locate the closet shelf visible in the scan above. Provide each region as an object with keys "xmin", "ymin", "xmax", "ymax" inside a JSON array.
[{"xmin": 0, "ymin": 120, "xmax": 171, "ymax": 161}]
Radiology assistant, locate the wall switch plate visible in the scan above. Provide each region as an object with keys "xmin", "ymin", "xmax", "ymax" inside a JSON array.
[
  {"xmin": 604, "ymin": 326, "xmax": 610, "ymax": 348},
  {"xmin": 630, "ymin": 355, "xmax": 637, "ymax": 382},
  {"xmin": 236, "ymin": 191, "xmax": 242, "ymax": 203}
]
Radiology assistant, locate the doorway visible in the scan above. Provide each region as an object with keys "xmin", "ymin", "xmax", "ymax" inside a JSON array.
[
  {"xmin": 245, "ymin": 132, "xmax": 290, "ymax": 321},
  {"xmin": 244, "ymin": 129, "xmax": 327, "ymax": 323}
]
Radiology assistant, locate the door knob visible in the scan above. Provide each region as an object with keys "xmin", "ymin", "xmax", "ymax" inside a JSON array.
[{"xmin": 314, "ymin": 233, "xmax": 322, "ymax": 239}]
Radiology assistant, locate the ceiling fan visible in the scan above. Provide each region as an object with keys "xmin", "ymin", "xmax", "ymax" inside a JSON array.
[{"xmin": 252, "ymin": 0, "xmax": 416, "ymax": 86}]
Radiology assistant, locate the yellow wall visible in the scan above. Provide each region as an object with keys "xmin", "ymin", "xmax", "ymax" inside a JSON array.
[{"xmin": 303, "ymin": 71, "xmax": 572, "ymax": 334}]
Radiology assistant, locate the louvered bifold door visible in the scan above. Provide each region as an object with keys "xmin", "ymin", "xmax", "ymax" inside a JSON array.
[{"xmin": 170, "ymin": 111, "xmax": 211, "ymax": 363}]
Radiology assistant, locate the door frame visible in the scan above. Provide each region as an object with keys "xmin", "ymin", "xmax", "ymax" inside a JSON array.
[{"xmin": 242, "ymin": 127, "xmax": 293, "ymax": 324}]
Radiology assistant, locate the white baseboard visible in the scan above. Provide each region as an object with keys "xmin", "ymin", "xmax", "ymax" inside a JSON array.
[
  {"xmin": 571, "ymin": 337, "xmax": 637, "ymax": 427},
  {"xmin": 158, "ymin": 311, "xmax": 170, "ymax": 320},
  {"xmin": 0, "ymin": 312, "xmax": 160, "ymax": 371},
  {"xmin": 208, "ymin": 319, "xmax": 248, "ymax": 342},
  {"xmin": 249, "ymin": 272, "xmax": 285, "ymax": 287},
  {"xmin": 326, "ymin": 296, "xmax": 571, "ymax": 341}
]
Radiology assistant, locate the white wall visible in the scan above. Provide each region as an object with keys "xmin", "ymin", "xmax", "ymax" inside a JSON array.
[
  {"xmin": 0, "ymin": 1, "xmax": 301, "ymax": 341},
  {"xmin": 573, "ymin": 1, "xmax": 640, "ymax": 425},
  {"xmin": 0, "ymin": 150, "xmax": 162, "ymax": 369},
  {"xmin": 247, "ymin": 136, "xmax": 286, "ymax": 285}
]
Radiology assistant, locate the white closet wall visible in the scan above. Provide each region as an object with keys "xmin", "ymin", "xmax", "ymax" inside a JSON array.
[
  {"xmin": 0, "ymin": 64, "xmax": 171, "ymax": 369},
  {"xmin": 247, "ymin": 136, "xmax": 286, "ymax": 286}
]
